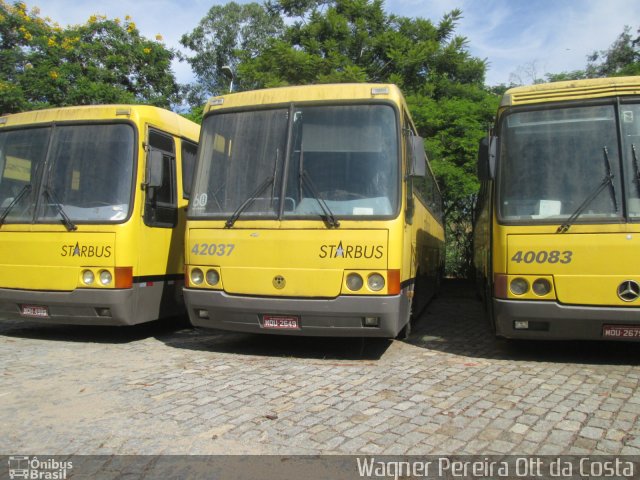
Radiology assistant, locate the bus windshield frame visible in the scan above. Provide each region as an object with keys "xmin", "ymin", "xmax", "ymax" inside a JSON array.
[
  {"xmin": 496, "ymin": 98, "xmax": 640, "ymax": 226},
  {"xmin": 189, "ymin": 102, "xmax": 401, "ymax": 222},
  {"xmin": 0, "ymin": 121, "xmax": 137, "ymax": 226}
]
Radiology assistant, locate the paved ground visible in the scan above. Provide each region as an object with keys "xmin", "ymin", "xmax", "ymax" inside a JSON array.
[{"xmin": 1, "ymin": 280, "xmax": 640, "ymax": 456}]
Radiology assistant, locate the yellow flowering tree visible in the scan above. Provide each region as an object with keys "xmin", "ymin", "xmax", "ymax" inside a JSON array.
[{"xmin": 0, "ymin": 0, "xmax": 178, "ymax": 113}]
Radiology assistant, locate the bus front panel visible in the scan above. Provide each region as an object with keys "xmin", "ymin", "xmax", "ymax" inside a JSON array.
[
  {"xmin": 184, "ymin": 224, "xmax": 408, "ymax": 337},
  {"xmin": 484, "ymin": 85, "xmax": 640, "ymax": 340},
  {"xmin": 185, "ymin": 85, "xmax": 443, "ymax": 338},
  {"xmin": 0, "ymin": 106, "xmax": 200, "ymax": 325}
]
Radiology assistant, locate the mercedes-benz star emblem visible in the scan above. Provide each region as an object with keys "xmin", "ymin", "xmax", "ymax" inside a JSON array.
[
  {"xmin": 617, "ymin": 280, "xmax": 640, "ymax": 302},
  {"xmin": 273, "ymin": 275, "xmax": 286, "ymax": 289}
]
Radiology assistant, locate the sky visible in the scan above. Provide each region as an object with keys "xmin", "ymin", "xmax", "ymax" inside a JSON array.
[{"xmin": 32, "ymin": 0, "xmax": 640, "ymax": 87}]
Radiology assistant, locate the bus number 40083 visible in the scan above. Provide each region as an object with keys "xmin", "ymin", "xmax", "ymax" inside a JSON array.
[{"xmin": 511, "ymin": 250, "xmax": 573, "ymax": 264}]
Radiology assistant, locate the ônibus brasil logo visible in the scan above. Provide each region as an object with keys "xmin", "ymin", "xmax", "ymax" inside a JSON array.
[{"xmin": 8, "ymin": 456, "xmax": 72, "ymax": 480}]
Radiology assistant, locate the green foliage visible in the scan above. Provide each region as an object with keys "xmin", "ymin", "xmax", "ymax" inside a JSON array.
[
  {"xmin": 0, "ymin": 0, "xmax": 179, "ymax": 113},
  {"xmin": 181, "ymin": 104, "xmax": 204, "ymax": 125},
  {"xmin": 546, "ymin": 25, "xmax": 640, "ymax": 82},
  {"xmin": 585, "ymin": 25, "xmax": 640, "ymax": 77},
  {"xmin": 237, "ymin": 2, "xmax": 486, "ymax": 99},
  {"xmin": 407, "ymin": 89, "xmax": 499, "ymax": 277},
  {"xmin": 179, "ymin": 2, "xmax": 285, "ymax": 102}
]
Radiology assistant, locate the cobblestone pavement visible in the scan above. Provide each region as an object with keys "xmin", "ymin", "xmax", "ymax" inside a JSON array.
[{"xmin": 1, "ymin": 280, "xmax": 640, "ymax": 456}]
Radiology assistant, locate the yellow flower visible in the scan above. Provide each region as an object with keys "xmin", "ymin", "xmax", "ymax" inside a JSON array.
[
  {"xmin": 155, "ymin": 34, "xmax": 163, "ymax": 41},
  {"xmin": 47, "ymin": 37, "xmax": 57, "ymax": 47},
  {"xmin": 143, "ymin": 47, "xmax": 151, "ymax": 54},
  {"xmin": 127, "ymin": 22, "xmax": 136, "ymax": 33},
  {"xmin": 49, "ymin": 70, "xmax": 58, "ymax": 80},
  {"xmin": 23, "ymin": 31, "xmax": 32, "ymax": 41},
  {"xmin": 125, "ymin": 15, "xmax": 131, "ymax": 21},
  {"xmin": 88, "ymin": 14, "xmax": 97, "ymax": 23},
  {"xmin": 61, "ymin": 37, "xmax": 76, "ymax": 50}
]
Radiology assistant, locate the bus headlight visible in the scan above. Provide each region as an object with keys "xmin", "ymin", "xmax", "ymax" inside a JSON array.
[
  {"xmin": 510, "ymin": 277, "xmax": 529, "ymax": 295},
  {"xmin": 367, "ymin": 273, "xmax": 385, "ymax": 291},
  {"xmin": 82, "ymin": 270, "xmax": 95, "ymax": 285},
  {"xmin": 99, "ymin": 270, "xmax": 112, "ymax": 286},
  {"xmin": 190, "ymin": 268, "xmax": 204, "ymax": 286},
  {"xmin": 532, "ymin": 278, "xmax": 552, "ymax": 296},
  {"xmin": 346, "ymin": 273, "xmax": 363, "ymax": 291},
  {"xmin": 206, "ymin": 269, "xmax": 220, "ymax": 286}
]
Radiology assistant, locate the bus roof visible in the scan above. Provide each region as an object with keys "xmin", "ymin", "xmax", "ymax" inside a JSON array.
[
  {"xmin": 501, "ymin": 76, "xmax": 640, "ymax": 107},
  {"xmin": 205, "ymin": 83, "xmax": 406, "ymax": 112},
  {"xmin": 0, "ymin": 104, "xmax": 200, "ymax": 142}
]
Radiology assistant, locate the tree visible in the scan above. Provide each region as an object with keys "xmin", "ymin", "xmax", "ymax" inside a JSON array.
[
  {"xmin": 584, "ymin": 25, "xmax": 640, "ymax": 77},
  {"xmin": 508, "ymin": 60, "xmax": 546, "ymax": 86},
  {"xmin": 0, "ymin": 0, "xmax": 179, "ymax": 113},
  {"xmin": 179, "ymin": 2, "xmax": 284, "ymax": 104},
  {"xmin": 546, "ymin": 25, "xmax": 640, "ymax": 82},
  {"xmin": 238, "ymin": 2, "xmax": 487, "ymax": 97},
  {"xmin": 408, "ymin": 88, "xmax": 498, "ymax": 277}
]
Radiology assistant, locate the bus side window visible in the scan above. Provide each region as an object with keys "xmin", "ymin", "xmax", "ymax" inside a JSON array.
[
  {"xmin": 181, "ymin": 140, "xmax": 197, "ymax": 199},
  {"xmin": 145, "ymin": 129, "xmax": 177, "ymax": 228}
]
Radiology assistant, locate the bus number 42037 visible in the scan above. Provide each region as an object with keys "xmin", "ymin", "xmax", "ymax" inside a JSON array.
[
  {"xmin": 511, "ymin": 250, "xmax": 573, "ymax": 264},
  {"xmin": 192, "ymin": 243, "xmax": 235, "ymax": 256}
]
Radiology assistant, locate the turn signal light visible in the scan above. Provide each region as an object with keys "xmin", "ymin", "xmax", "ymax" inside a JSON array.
[
  {"xmin": 387, "ymin": 270, "xmax": 400, "ymax": 295},
  {"xmin": 115, "ymin": 267, "xmax": 133, "ymax": 289}
]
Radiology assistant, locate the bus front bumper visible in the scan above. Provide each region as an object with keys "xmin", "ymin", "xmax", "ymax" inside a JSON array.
[
  {"xmin": 184, "ymin": 289, "xmax": 407, "ymax": 338},
  {"xmin": 0, "ymin": 288, "xmax": 136, "ymax": 326},
  {"xmin": 494, "ymin": 298, "xmax": 640, "ymax": 340}
]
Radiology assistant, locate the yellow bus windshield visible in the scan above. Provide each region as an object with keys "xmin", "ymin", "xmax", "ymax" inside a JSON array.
[
  {"xmin": 497, "ymin": 102, "xmax": 640, "ymax": 223},
  {"xmin": 0, "ymin": 123, "xmax": 135, "ymax": 225},
  {"xmin": 190, "ymin": 103, "xmax": 399, "ymax": 221}
]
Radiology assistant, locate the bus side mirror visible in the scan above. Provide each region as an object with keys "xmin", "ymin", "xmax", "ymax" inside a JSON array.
[
  {"xmin": 477, "ymin": 136, "xmax": 497, "ymax": 181},
  {"xmin": 410, "ymin": 136, "xmax": 426, "ymax": 177},
  {"xmin": 146, "ymin": 150, "xmax": 164, "ymax": 188}
]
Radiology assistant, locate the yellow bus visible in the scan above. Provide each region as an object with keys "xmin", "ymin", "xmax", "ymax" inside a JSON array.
[
  {"xmin": 184, "ymin": 83, "xmax": 444, "ymax": 337},
  {"xmin": 0, "ymin": 105, "xmax": 200, "ymax": 325},
  {"xmin": 474, "ymin": 76, "xmax": 640, "ymax": 340}
]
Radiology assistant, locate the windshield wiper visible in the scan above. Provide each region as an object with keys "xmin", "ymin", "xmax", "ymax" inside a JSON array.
[
  {"xmin": 225, "ymin": 176, "xmax": 275, "ymax": 228},
  {"xmin": 300, "ymin": 170, "xmax": 340, "ymax": 228},
  {"xmin": 557, "ymin": 146, "xmax": 617, "ymax": 233},
  {"xmin": 0, "ymin": 184, "xmax": 32, "ymax": 226},
  {"xmin": 44, "ymin": 186, "xmax": 77, "ymax": 231}
]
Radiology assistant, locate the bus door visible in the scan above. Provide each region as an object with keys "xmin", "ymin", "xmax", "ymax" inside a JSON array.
[{"xmin": 138, "ymin": 128, "xmax": 182, "ymax": 320}]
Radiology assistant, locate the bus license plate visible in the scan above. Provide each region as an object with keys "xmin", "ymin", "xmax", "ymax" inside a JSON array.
[
  {"xmin": 20, "ymin": 305, "xmax": 49, "ymax": 318},
  {"xmin": 603, "ymin": 325, "xmax": 640, "ymax": 339},
  {"xmin": 262, "ymin": 315, "xmax": 300, "ymax": 330}
]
